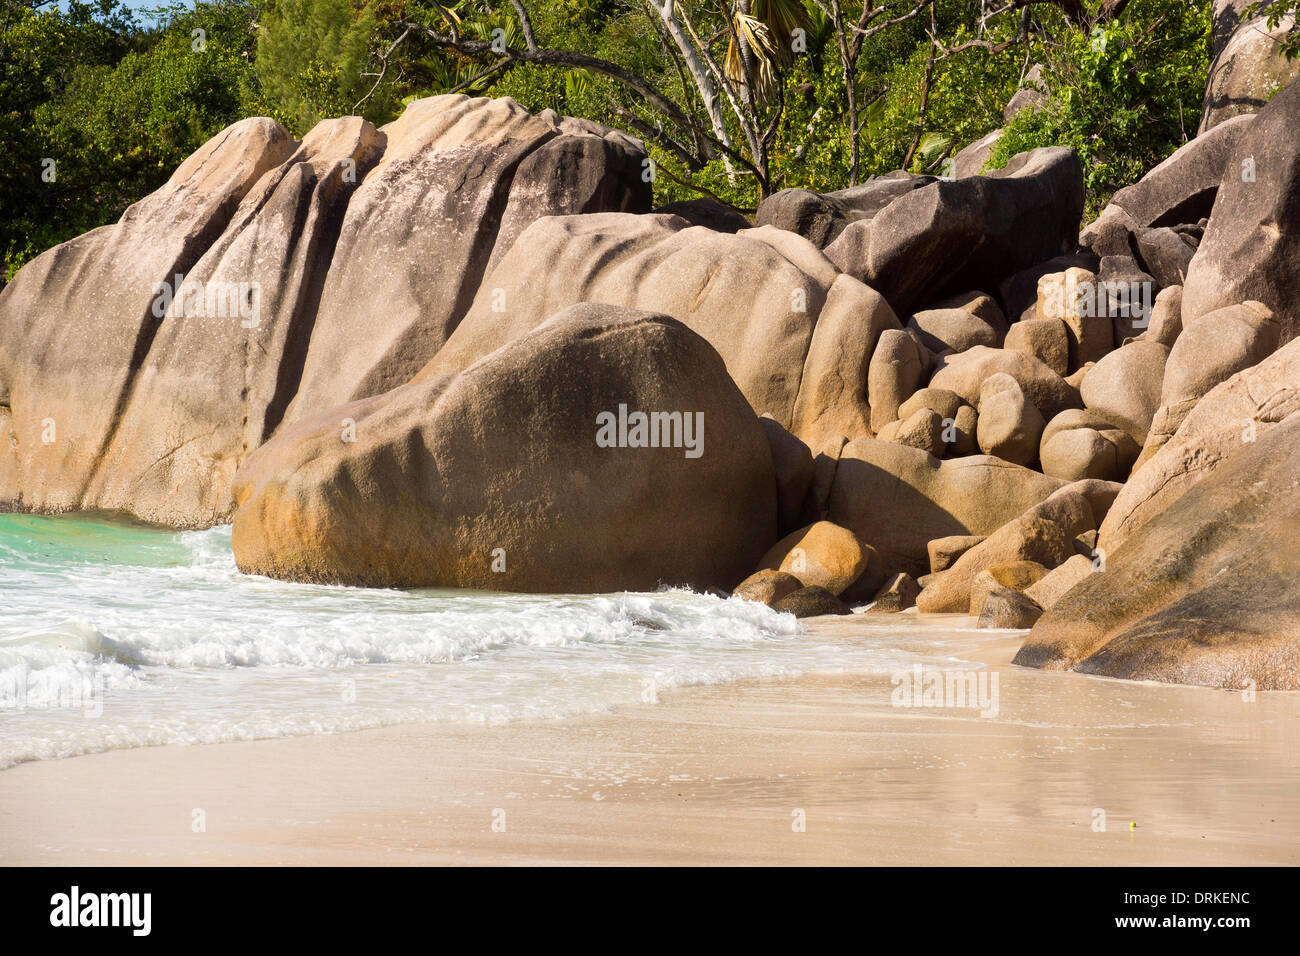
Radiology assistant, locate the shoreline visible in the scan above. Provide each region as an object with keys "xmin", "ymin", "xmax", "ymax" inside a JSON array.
[{"xmin": 1, "ymin": 617, "xmax": 1297, "ymax": 866}]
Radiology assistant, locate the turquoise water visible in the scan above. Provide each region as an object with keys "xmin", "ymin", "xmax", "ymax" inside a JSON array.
[{"xmin": 0, "ymin": 513, "xmax": 950, "ymax": 769}]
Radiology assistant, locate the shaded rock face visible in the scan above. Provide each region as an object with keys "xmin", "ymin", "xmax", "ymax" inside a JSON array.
[
  {"xmin": 733, "ymin": 568, "xmax": 803, "ymax": 606},
  {"xmin": 827, "ymin": 438, "xmax": 1064, "ymax": 575},
  {"xmin": 754, "ymin": 173, "xmax": 934, "ymax": 249},
  {"xmin": 976, "ymin": 587, "xmax": 1043, "ymax": 629},
  {"xmin": 654, "ymin": 198, "xmax": 751, "ymax": 233},
  {"xmin": 286, "ymin": 95, "xmax": 650, "ymax": 421},
  {"xmin": 758, "ymin": 416, "xmax": 815, "ymax": 533},
  {"xmin": 0, "ymin": 117, "xmax": 299, "ymax": 518},
  {"xmin": 0, "ymin": 96, "xmax": 649, "ymax": 527},
  {"xmin": 771, "ymin": 585, "xmax": 853, "ymax": 618},
  {"xmin": 1015, "ymin": 413, "xmax": 1300, "ymax": 689},
  {"xmin": 1182, "ymin": 78, "xmax": 1300, "ymax": 341},
  {"xmin": 866, "ymin": 572, "xmax": 920, "ymax": 613},
  {"xmin": 825, "ymin": 147, "xmax": 1084, "ymax": 315},
  {"xmin": 1201, "ymin": 11, "xmax": 1299, "ymax": 132},
  {"xmin": 231, "ymin": 304, "xmax": 777, "ymax": 592},
  {"xmin": 1081, "ymin": 114, "xmax": 1254, "ymax": 254}
]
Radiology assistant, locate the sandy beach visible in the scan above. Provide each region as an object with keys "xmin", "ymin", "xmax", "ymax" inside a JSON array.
[{"xmin": 1, "ymin": 617, "xmax": 1296, "ymax": 866}]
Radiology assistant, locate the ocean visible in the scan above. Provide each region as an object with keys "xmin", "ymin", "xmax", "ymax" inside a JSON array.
[{"xmin": 0, "ymin": 513, "xmax": 960, "ymax": 769}]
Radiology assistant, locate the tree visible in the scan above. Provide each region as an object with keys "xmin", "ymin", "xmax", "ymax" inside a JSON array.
[
  {"xmin": 256, "ymin": 0, "xmax": 392, "ymax": 134},
  {"xmin": 1, "ymin": 1, "xmax": 265, "ymax": 280}
]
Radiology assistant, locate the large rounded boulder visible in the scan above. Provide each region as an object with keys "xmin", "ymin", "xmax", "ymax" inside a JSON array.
[{"xmin": 231, "ymin": 304, "xmax": 778, "ymax": 591}]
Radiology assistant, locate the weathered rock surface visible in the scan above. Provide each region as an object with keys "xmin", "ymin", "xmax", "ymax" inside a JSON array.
[
  {"xmin": 915, "ymin": 491, "xmax": 1094, "ymax": 613},
  {"xmin": 867, "ymin": 329, "xmax": 927, "ymax": 432},
  {"xmin": 969, "ymin": 561, "xmax": 1050, "ymax": 615},
  {"xmin": 977, "ymin": 587, "xmax": 1044, "ymax": 629},
  {"xmin": 413, "ymin": 212, "xmax": 863, "ymax": 443},
  {"xmin": 0, "ymin": 97, "xmax": 652, "ymax": 526},
  {"xmin": 759, "ymin": 415, "xmax": 815, "ymax": 533},
  {"xmin": 1143, "ymin": 286, "xmax": 1184, "ymax": 348},
  {"xmin": 975, "ymin": 373, "xmax": 1045, "ymax": 467},
  {"xmin": 1100, "ymin": 337, "xmax": 1300, "ymax": 555},
  {"xmin": 230, "ymin": 304, "xmax": 777, "ymax": 591},
  {"xmin": 1201, "ymin": 11, "xmax": 1299, "ymax": 131},
  {"xmin": 733, "ymin": 568, "xmax": 804, "ymax": 606},
  {"xmin": 1183, "ymin": 77, "xmax": 1300, "ymax": 339},
  {"xmin": 758, "ymin": 521, "xmax": 869, "ymax": 596},
  {"xmin": 791, "ymin": 276, "xmax": 903, "ymax": 448},
  {"xmin": 1079, "ymin": 341, "xmax": 1169, "ymax": 445},
  {"xmin": 924, "ymin": 291, "xmax": 1009, "ymax": 333},
  {"xmin": 837, "ymin": 542, "xmax": 888, "ymax": 604},
  {"xmin": 655, "ymin": 198, "xmax": 751, "ymax": 232},
  {"xmin": 1098, "ymin": 255, "xmax": 1159, "ymax": 343},
  {"xmin": 1004, "ymin": 65, "xmax": 1049, "ymax": 122},
  {"xmin": 0, "ymin": 117, "xmax": 298, "ymax": 516},
  {"xmin": 1015, "ymin": 413, "xmax": 1300, "ymax": 689},
  {"xmin": 1081, "ymin": 114, "xmax": 1255, "ymax": 251},
  {"xmin": 1004, "ymin": 318, "xmax": 1070, "ymax": 376},
  {"xmin": 286, "ymin": 96, "xmax": 650, "ymax": 421},
  {"xmin": 1140, "ymin": 301, "xmax": 1280, "ymax": 463},
  {"xmin": 1034, "ymin": 268, "xmax": 1115, "ymax": 369},
  {"xmin": 907, "ymin": 308, "xmax": 1001, "ymax": 355},
  {"xmin": 929, "ymin": 346, "xmax": 1081, "ymax": 420},
  {"xmin": 1023, "ymin": 553, "xmax": 1094, "ymax": 612},
  {"xmin": 827, "ymin": 439, "xmax": 1063, "ymax": 574},
  {"xmin": 754, "ymin": 172, "xmax": 935, "ymax": 248},
  {"xmin": 772, "ymin": 585, "xmax": 854, "ymax": 618},
  {"xmin": 1040, "ymin": 428, "xmax": 1121, "ymax": 482},
  {"xmin": 891, "ymin": 408, "xmax": 946, "ymax": 457},
  {"xmin": 866, "ymin": 572, "xmax": 920, "ymax": 613},
  {"xmin": 84, "ymin": 118, "xmax": 384, "ymax": 526},
  {"xmin": 897, "ymin": 387, "xmax": 967, "ymax": 424},
  {"xmin": 825, "ymin": 147, "xmax": 1084, "ymax": 314},
  {"xmin": 928, "ymin": 534, "xmax": 986, "ymax": 574},
  {"xmin": 951, "ymin": 129, "xmax": 1003, "ymax": 178},
  {"xmin": 1133, "ymin": 226, "xmax": 1197, "ymax": 289},
  {"xmin": 1001, "ymin": 253, "xmax": 1099, "ymax": 324}
]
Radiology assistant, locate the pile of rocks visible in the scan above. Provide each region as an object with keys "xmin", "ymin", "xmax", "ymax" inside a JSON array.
[{"xmin": 2, "ymin": 68, "xmax": 1297, "ymax": 689}]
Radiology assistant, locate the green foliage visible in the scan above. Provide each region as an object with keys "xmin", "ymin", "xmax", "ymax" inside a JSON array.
[
  {"xmin": 2, "ymin": 1, "xmax": 263, "ymax": 279},
  {"xmin": 989, "ymin": 0, "xmax": 1212, "ymax": 218},
  {"xmin": 2, "ymin": 0, "xmax": 1227, "ymax": 277},
  {"xmin": 255, "ymin": 0, "xmax": 391, "ymax": 134}
]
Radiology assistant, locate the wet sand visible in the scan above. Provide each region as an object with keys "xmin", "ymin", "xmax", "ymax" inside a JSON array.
[{"xmin": 1, "ymin": 618, "xmax": 1297, "ymax": 865}]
